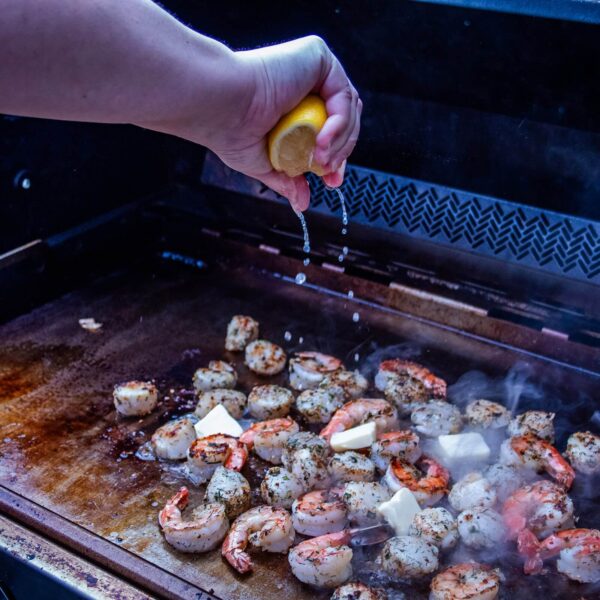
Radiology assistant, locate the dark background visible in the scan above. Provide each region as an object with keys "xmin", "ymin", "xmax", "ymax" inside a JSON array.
[{"xmin": 1, "ymin": 0, "xmax": 599, "ymax": 254}]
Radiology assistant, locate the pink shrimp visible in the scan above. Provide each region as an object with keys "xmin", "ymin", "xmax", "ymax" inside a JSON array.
[
  {"xmin": 291, "ymin": 488, "xmax": 347, "ymax": 536},
  {"xmin": 239, "ymin": 417, "xmax": 299, "ymax": 464},
  {"xmin": 374, "ymin": 359, "xmax": 447, "ymax": 398},
  {"xmin": 289, "ymin": 351, "xmax": 343, "ymax": 390},
  {"xmin": 370, "ymin": 430, "xmax": 422, "ymax": 471},
  {"xmin": 501, "ymin": 433, "xmax": 575, "ymax": 489},
  {"xmin": 319, "ymin": 398, "xmax": 399, "ymax": 442},
  {"xmin": 187, "ymin": 434, "xmax": 249, "ymax": 483}
]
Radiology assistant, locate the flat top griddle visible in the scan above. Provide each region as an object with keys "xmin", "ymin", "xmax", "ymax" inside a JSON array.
[{"xmin": 0, "ymin": 248, "xmax": 599, "ymax": 600}]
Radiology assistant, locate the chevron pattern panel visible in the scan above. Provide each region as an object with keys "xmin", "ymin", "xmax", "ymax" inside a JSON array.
[{"xmin": 201, "ymin": 152, "xmax": 600, "ymax": 283}]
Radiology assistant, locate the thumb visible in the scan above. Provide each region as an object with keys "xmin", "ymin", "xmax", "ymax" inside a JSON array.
[{"xmin": 257, "ymin": 170, "xmax": 310, "ymax": 212}]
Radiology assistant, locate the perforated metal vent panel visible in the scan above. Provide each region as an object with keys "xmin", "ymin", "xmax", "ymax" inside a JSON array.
[{"xmin": 202, "ymin": 152, "xmax": 600, "ymax": 283}]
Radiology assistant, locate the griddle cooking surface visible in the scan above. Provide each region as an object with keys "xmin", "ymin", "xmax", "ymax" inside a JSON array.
[{"xmin": 0, "ymin": 257, "xmax": 598, "ymax": 600}]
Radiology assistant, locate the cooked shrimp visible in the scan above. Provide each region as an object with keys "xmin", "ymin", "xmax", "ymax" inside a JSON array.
[
  {"xmin": 260, "ymin": 467, "xmax": 305, "ymax": 509},
  {"xmin": 292, "ymin": 488, "xmax": 348, "ymax": 536},
  {"xmin": 222, "ymin": 505, "xmax": 295, "ymax": 574},
  {"xmin": 465, "ymin": 399, "xmax": 510, "ymax": 430},
  {"xmin": 193, "ymin": 361, "xmax": 237, "ymax": 392},
  {"xmin": 370, "ymin": 430, "xmax": 422, "ymax": 472},
  {"xmin": 320, "ymin": 399, "xmax": 399, "ymax": 442},
  {"xmin": 288, "ymin": 530, "xmax": 353, "ymax": 588},
  {"xmin": 245, "ymin": 339, "xmax": 287, "ymax": 376},
  {"xmin": 113, "ymin": 380, "xmax": 158, "ymax": 417},
  {"xmin": 195, "ymin": 388, "xmax": 247, "ymax": 419},
  {"xmin": 282, "ymin": 431, "xmax": 331, "ymax": 466},
  {"xmin": 151, "ymin": 417, "xmax": 196, "ymax": 460},
  {"xmin": 408, "ymin": 507, "xmax": 458, "ymax": 551},
  {"xmin": 430, "ymin": 563, "xmax": 501, "ymax": 600},
  {"xmin": 205, "ymin": 466, "xmax": 251, "ymax": 519},
  {"xmin": 457, "ymin": 508, "xmax": 506, "ymax": 549},
  {"xmin": 410, "ymin": 400, "xmax": 462, "ymax": 437},
  {"xmin": 500, "ymin": 433, "xmax": 575, "ymax": 489},
  {"xmin": 331, "ymin": 582, "xmax": 385, "ymax": 600},
  {"xmin": 289, "ymin": 351, "xmax": 343, "ymax": 390},
  {"xmin": 342, "ymin": 481, "xmax": 391, "ymax": 526},
  {"xmin": 380, "ymin": 535, "xmax": 439, "ymax": 579},
  {"xmin": 247, "ymin": 385, "xmax": 294, "ymax": 420},
  {"xmin": 286, "ymin": 447, "xmax": 331, "ymax": 491},
  {"xmin": 565, "ymin": 431, "xmax": 600, "ymax": 475},
  {"xmin": 319, "ymin": 369, "xmax": 369, "ymax": 401},
  {"xmin": 502, "ymin": 479, "xmax": 574, "ymax": 540},
  {"xmin": 296, "ymin": 388, "xmax": 345, "ymax": 424},
  {"xmin": 384, "ymin": 456, "xmax": 449, "ymax": 507},
  {"xmin": 225, "ymin": 314, "xmax": 259, "ymax": 352},
  {"xmin": 329, "ymin": 451, "xmax": 375, "ymax": 483},
  {"xmin": 448, "ymin": 472, "xmax": 496, "ymax": 512},
  {"xmin": 158, "ymin": 487, "xmax": 228, "ymax": 553},
  {"xmin": 507, "ymin": 410, "xmax": 555, "ymax": 442},
  {"xmin": 484, "ymin": 463, "xmax": 523, "ymax": 503},
  {"xmin": 518, "ymin": 528, "xmax": 600, "ymax": 581},
  {"xmin": 239, "ymin": 417, "xmax": 299, "ymax": 464},
  {"xmin": 375, "ymin": 359, "xmax": 446, "ymax": 398},
  {"xmin": 187, "ymin": 434, "xmax": 248, "ymax": 484}
]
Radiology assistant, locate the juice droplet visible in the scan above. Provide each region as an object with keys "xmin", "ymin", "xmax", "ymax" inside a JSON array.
[
  {"xmin": 295, "ymin": 273, "xmax": 306, "ymax": 285},
  {"xmin": 299, "ymin": 336, "xmax": 304, "ymax": 344},
  {"xmin": 303, "ymin": 258, "xmax": 310, "ymax": 266},
  {"xmin": 338, "ymin": 254, "xmax": 345, "ymax": 263},
  {"xmin": 347, "ymin": 290, "xmax": 354, "ymax": 299},
  {"xmin": 342, "ymin": 246, "xmax": 349, "ymax": 255},
  {"xmin": 284, "ymin": 331, "xmax": 292, "ymax": 342},
  {"xmin": 352, "ymin": 312, "xmax": 360, "ymax": 323},
  {"xmin": 335, "ymin": 188, "xmax": 349, "ymax": 227},
  {"xmin": 296, "ymin": 210, "xmax": 311, "ymax": 254},
  {"xmin": 342, "ymin": 228, "xmax": 347, "ymax": 235},
  {"xmin": 354, "ymin": 353, "xmax": 360, "ymax": 362}
]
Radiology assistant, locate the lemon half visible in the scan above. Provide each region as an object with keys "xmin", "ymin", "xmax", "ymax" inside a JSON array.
[{"xmin": 268, "ymin": 95, "xmax": 328, "ymax": 177}]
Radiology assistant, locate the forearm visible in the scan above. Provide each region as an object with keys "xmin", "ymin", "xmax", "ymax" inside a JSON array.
[{"xmin": 0, "ymin": 0, "xmax": 249, "ymax": 145}]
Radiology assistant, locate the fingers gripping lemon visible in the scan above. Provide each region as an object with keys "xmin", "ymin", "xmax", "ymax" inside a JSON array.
[{"xmin": 268, "ymin": 95, "xmax": 328, "ymax": 177}]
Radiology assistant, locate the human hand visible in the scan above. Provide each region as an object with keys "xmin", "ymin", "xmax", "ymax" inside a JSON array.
[{"xmin": 209, "ymin": 36, "xmax": 362, "ymax": 211}]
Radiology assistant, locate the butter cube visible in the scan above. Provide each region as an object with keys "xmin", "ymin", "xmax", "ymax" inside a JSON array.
[
  {"xmin": 194, "ymin": 404, "xmax": 243, "ymax": 438},
  {"xmin": 330, "ymin": 421, "xmax": 377, "ymax": 451},
  {"xmin": 438, "ymin": 432, "xmax": 490, "ymax": 462},
  {"xmin": 377, "ymin": 488, "xmax": 421, "ymax": 535}
]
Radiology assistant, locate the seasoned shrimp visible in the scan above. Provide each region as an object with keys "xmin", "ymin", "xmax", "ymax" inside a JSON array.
[
  {"xmin": 292, "ymin": 488, "xmax": 348, "ymax": 536},
  {"xmin": 288, "ymin": 530, "xmax": 353, "ymax": 588},
  {"xmin": 408, "ymin": 507, "xmax": 458, "ymax": 551},
  {"xmin": 384, "ymin": 456, "xmax": 449, "ymax": 507},
  {"xmin": 282, "ymin": 431, "xmax": 332, "ymax": 490},
  {"xmin": 158, "ymin": 487, "xmax": 228, "ymax": 553},
  {"xmin": 319, "ymin": 369, "xmax": 369, "ymax": 401},
  {"xmin": 247, "ymin": 385, "xmax": 294, "ymax": 420},
  {"xmin": 342, "ymin": 481, "xmax": 391, "ymax": 526},
  {"xmin": 518, "ymin": 528, "xmax": 600, "ymax": 581},
  {"xmin": 151, "ymin": 417, "xmax": 196, "ymax": 460},
  {"xmin": 245, "ymin": 339, "xmax": 287, "ymax": 376},
  {"xmin": 465, "ymin": 399, "xmax": 510, "ymax": 430},
  {"xmin": 410, "ymin": 400, "xmax": 462, "ymax": 437},
  {"xmin": 430, "ymin": 563, "xmax": 501, "ymax": 600},
  {"xmin": 282, "ymin": 431, "xmax": 331, "ymax": 465},
  {"xmin": 507, "ymin": 410, "xmax": 555, "ymax": 442},
  {"xmin": 296, "ymin": 388, "xmax": 345, "ymax": 424},
  {"xmin": 448, "ymin": 472, "xmax": 496, "ymax": 512},
  {"xmin": 331, "ymin": 582, "xmax": 385, "ymax": 600},
  {"xmin": 457, "ymin": 508, "xmax": 506, "ymax": 549},
  {"xmin": 195, "ymin": 389, "xmax": 247, "ymax": 419},
  {"xmin": 225, "ymin": 314, "xmax": 259, "ymax": 352},
  {"xmin": 375, "ymin": 359, "xmax": 447, "ymax": 398},
  {"xmin": 187, "ymin": 434, "xmax": 248, "ymax": 483},
  {"xmin": 320, "ymin": 399, "xmax": 399, "ymax": 442},
  {"xmin": 484, "ymin": 463, "xmax": 523, "ymax": 503},
  {"xmin": 370, "ymin": 430, "xmax": 422, "ymax": 472},
  {"xmin": 261, "ymin": 467, "xmax": 304, "ymax": 509},
  {"xmin": 329, "ymin": 451, "xmax": 375, "ymax": 483},
  {"xmin": 289, "ymin": 351, "xmax": 343, "ymax": 390},
  {"xmin": 565, "ymin": 431, "xmax": 600, "ymax": 475},
  {"xmin": 222, "ymin": 505, "xmax": 295, "ymax": 573},
  {"xmin": 205, "ymin": 466, "xmax": 251, "ymax": 519},
  {"xmin": 113, "ymin": 380, "xmax": 158, "ymax": 416},
  {"xmin": 380, "ymin": 535, "xmax": 439, "ymax": 579},
  {"xmin": 500, "ymin": 433, "xmax": 575, "ymax": 489},
  {"xmin": 502, "ymin": 479, "xmax": 574, "ymax": 540},
  {"xmin": 193, "ymin": 361, "xmax": 237, "ymax": 392},
  {"xmin": 239, "ymin": 417, "xmax": 299, "ymax": 464}
]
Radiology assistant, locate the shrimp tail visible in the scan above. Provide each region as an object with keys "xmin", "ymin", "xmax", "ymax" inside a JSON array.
[
  {"xmin": 158, "ymin": 486, "xmax": 189, "ymax": 528},
  {"xmin": 224, "ymin": 547, "xmax": 253, "ymax": 574},
  {"xmin": 518, "ymin": 528, "xmax": 544, "ymax": 575}
]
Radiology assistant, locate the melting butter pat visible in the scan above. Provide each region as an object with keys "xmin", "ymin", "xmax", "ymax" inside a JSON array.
[
  {"xmin": 194, "ymin": 404, "xmax": 243, "ymax": 438},
  {"xmin": 377, "ymin": 488, "xmax": 421, "ymax": 535},
  {"xmin": 438, "ymin": 432, "xmax": 490, "ymax": 462},
  {"xmin": 330, "ymin": 421, "xmax": 376, "ymax": 451}
]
